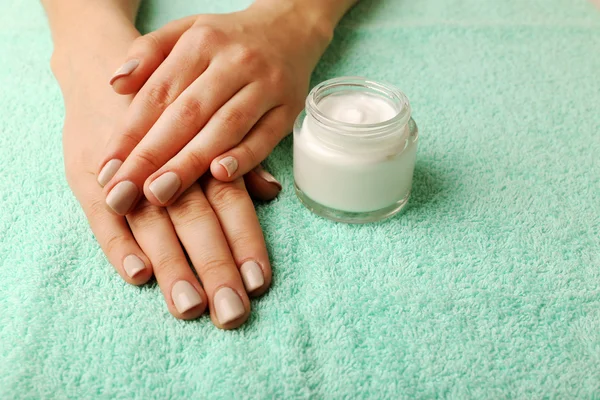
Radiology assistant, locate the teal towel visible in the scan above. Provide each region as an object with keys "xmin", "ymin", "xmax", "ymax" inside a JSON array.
[{"xmin": 1, "ymin": 0, "xmax": 599, "ymax": 397}]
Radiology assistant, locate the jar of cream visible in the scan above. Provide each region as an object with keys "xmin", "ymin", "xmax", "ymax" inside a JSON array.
[{"xmin": 293, "ymin": 77, "xmax": 418, "ymax": 223}]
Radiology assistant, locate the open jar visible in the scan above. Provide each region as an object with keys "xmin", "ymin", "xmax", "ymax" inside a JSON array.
[{"xmin": 293, "ymin": 77, "xmax": 419, "ymax": 223}]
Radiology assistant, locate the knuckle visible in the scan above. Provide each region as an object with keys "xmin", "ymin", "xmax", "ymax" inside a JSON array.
[
  {"xmin": 173, "ymin": 98, "xmax": 203, "ymax": 129},
  {"xmin": 206, "ymin": 180, "xmax": 245, "ymax": 211},
  {"xmin": 233, "ymin": 45, "xmax": 261, "ymax": 67},
  {"xmin": 190, "ymin": 25, "xmax": 222, "ymax": 47},
  {"xmin": 199, "ymin": 257, "xmax": 232, "ymax": 279},
  {"xmin": 87, "ymin": 196, "xmax": 109, "ymax": 220},
  {"xmin": 104, "ymin": 232, "xmax": 129, "ymax": 256},
  {"xmin": 138, "ymin": 33, "xmax": 161, "ymax": 54},
  {"xmin": 133, "ymin": 148, "xmax": 162, "ymax": 171},
  {"xmin": 219, "ymin": 106, "xmax": 247, "ymax": 132},
  {"xmin": 118, "ymin": 128, "xmax": 142, "ymax": 150},
  {"xmin": 155, "ymin": 251, "xmax": 186, "ymax": 271},
  {"xmin": 128, "ymin": 201, "xmax": 166, "ymax": 225},
  {"xmin": 184, "ymin": 150, "xmax": 209, "ymax": 173},
  {"xmin": 267, "ymin": 67, "xmax": 287, "ymax": 88},
  {"xmin": 144, "ymin": 81, "xmax": 174, "ymax": 110},
  {"xmin": 170, "ymin": 194, "xmax": 214, "ymax": 227},
  {"xmin": 226, "ymin": 229, "xmax": 254, "ymax": 252},
  {"xmin": 261, "ymin": 113, "xmax": 289, "ymax": 140},
  {"xmin": 237, "ymin": 142, "xmax": 259, "ymax": 165}
]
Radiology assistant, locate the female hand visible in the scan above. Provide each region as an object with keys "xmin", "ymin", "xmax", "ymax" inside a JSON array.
[
  {"xmin": 97, "ymin": 1, "xmax": 334, "ymax": 214},
  {"xmin": 53, "ymin": 31, "xmax": 279, "ymax": 329}
]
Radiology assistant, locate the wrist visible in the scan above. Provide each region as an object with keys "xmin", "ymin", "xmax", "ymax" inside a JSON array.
[
  {"xmin": 45, "ymin": 0, "xmax": 139, "ymax": 61},
  {"xmin": 42, "ymin": 0, "xmax": 140, "ymax": 32},
  {"xmin": 46, "ymin": 3, "xmax": 140, "ymax": 90},
  {"xmin": 51, "ymin": 34, "xmax": 138, "ymax": 85},
  {"xmin": 50, "ymin": 31, "xmax": 139, "ymax": 101},
  {"xmin": 249, "ymin": 0, "xmax": 336, "ymax": 51}
]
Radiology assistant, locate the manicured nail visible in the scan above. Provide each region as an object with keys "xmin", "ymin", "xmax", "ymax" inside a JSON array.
[
  {"xmin": 240, "ymin": 261, "xmax": 264, "ymax": 292},
  {"xmin": 214, "ymin": 287, "xmax": 245, "ymax": 325},
  {"xmin": 106, "ymin": 181, "xmax": 138, "ymax": 215},
  {"xmin": 97, "ymin": 159, "xmax": 123, "ymax": 187},
  {"xmin": 123, "ymin": 254, "xmax": 145, "ymax": 278},
  {"xmin": 253, "ymin": 165, "xmax": 282, "ymax": 190},
  {"xmin": 109, "ymin": 59, "xmax": 140, "ymax": 85},
  {"xmin": 149, "ymin": 172, "xmax": 181, "ymax": 204},
  {"xmin": 171, "ymin": 280, "xmax": 202, "ymax": 314},
  {"xmin": 218, "ymin": 156, "xmax": 238, "ymax": 177}
]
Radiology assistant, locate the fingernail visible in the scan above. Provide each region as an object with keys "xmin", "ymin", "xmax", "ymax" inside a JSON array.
[
  {"xmin": 240, "ymin": 261, "xmax": 264, "ymax": 292},
  {"xmin": 106, "ymin": 181, "xmax": 138, "ymax": 215},
  {"xmin": 98, "ymin": 159, "xmax": 123, "ymax": 187},
  {"xmin": 171, "ymin": 280, "xmax": 203, "ymax": 314},
  {"xmin": 149, "ymin": 172, "xmax": 181, "ymax": 204},
  {"xmin": 214, "ymin": 287, "xmax": 245, "ymax": 325},
  {"xmin": 123, "ymin": 254, "xmax": 146, "ymax": 278},
  {"xmin": 218, "ymin": 156, "xmax": 238, "ymax": 177},
  {"xmin": 253, "ymin": 165, "xmax": 282, "ymax": 190},
  {"xmin": 109, "ymin": 59, "xmax": 140, "ymax": 85}
]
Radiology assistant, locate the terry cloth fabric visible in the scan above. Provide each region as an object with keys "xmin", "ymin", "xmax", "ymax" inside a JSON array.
[{"xmin": 1, "ymin": 0, "xmax": 599, "ymax": 397}]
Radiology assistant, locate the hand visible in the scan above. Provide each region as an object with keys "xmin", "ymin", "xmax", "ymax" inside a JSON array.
[
  {"xmin": 54, "ymin": 35, "xmax": 279, "ymax": 329},
  {"xmin": 97, "ymin": 2, "xmax": 333, "ymax": 214}
]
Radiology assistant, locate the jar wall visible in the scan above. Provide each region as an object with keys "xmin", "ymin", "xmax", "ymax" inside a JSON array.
[
  {"xmin": 294, "ymin": 115, "xmax": 417, "ymax": 213},
  {"xmin": 292, "ymin": 77, "xmax": 419, "ymax": 223}
]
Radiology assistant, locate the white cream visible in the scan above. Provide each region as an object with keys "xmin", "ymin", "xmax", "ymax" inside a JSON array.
[
  {"xmin": 318, "ymin": 93, "xmax": 397, "ymax": 125},
  {"xmin": 293, "ymin": 78, "xmax": 418, "ymax": 223}
]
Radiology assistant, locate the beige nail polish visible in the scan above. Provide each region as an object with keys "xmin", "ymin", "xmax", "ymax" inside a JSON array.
[
  {"xmin": 214, "ymin": 287, "xmax": 245, "ymax": 325},
  {"xmin": 109, "ymin": 59, "xmax": 140, "ymax": 85},
  {"xmin": 97, "ymin": 159, "xmax": 123, "ymax": 187},
  {"xmin": 171, "ymin": 280, "xmax": 203, "ymax": 314},
  {"xmin": 253, "ymin": 165, "xmax": 282, "ymax": 190},
  {"xmin": 123, "ymin": 254, "xmax": 145, "ymax": 278},
  {"xmin": 149, "ymin": 172, "xmax": 181, "ymax": 204},
  {"xmin": 219, "ymin": 156, "xmax": 239, "ymax": 177},
  {"xmin": 106, "ymin": 181, "xmax": 138, "ymax": 215},
  {"xmin": 240, "ymin": 261, "xmax": 264, "ymax": 292}
]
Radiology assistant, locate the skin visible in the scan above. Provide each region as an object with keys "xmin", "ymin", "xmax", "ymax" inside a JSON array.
[
  {"xmin": 44, "ymin": 0, "xmax": 278, "ymax": 329},
  {"xmin": 43, "ymin": 0, "xmax": 356, "ymax": 329},
  {"xmin": 99, "ymin": 0, "xmax": 358, "ymax": 213}
]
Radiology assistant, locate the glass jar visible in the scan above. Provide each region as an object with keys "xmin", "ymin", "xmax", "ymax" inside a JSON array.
[{"xmin": 293, "ymin": 77, "xmax": 419, "ymax": 223}]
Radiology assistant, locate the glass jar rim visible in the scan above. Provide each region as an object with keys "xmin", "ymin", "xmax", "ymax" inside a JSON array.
[{"xmin": 305, "ymin": 76, "xmax": 412, "ymax": 138}]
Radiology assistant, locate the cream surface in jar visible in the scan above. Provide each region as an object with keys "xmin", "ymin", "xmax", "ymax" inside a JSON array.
[{"xmin": 293, "ymin": 77, "xmax": 419, "ymax": 223}]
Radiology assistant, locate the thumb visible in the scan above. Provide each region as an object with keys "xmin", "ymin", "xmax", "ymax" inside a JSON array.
[{"xmin": 109, "ymin": 16, "xmax": 196, "ymax": 94}]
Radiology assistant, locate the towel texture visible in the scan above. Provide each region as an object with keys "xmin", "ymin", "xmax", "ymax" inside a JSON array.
[{"xmin": 1, "ymin": 0, "xmax": 599, "ymax": 397}]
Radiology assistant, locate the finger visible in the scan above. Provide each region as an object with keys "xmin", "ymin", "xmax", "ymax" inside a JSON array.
[
  {"xmin": 109, "ymin": 16, "xmax": 196, "ymax": 94},
  {"xmin": 203, "ymin": 177, "xmax": 272, "ymax": 296},
  {"xmin": 102, "ymin": 64, "xmax": 250, "ymax": 215},
  {"xmin": 167, "ymin": 184, "xmax": 250, "ymax": 329},
  {"xmin": 210, "ymin": 106, "xmax": 292, "ymax": 181},
  {"xmin": 73, "ymin": 178, "xmax": 152, "ymax": 285},
  {"xmin": 127, "ymin": 199, "xmax": 207, "ymax": 320},
  {"xmin": 97, "ymin": 25, "xmax": 214, "ymax": 192},
  {"xmin": 142, "ymin": 83, "xmax": 275, "ymax": 207},
  {"xmin": 244, "ymin": 165, "xmax": 283, "ymax": 202}
]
